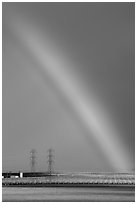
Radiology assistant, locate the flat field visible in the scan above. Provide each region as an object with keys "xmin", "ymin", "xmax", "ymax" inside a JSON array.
[
  {"xmin": 2, "ymin": 172, "xmax": 135, "ymax": 185},
  {"xmin": 2, "ymin": 173, "xmax": 135, "ymax": 201}
]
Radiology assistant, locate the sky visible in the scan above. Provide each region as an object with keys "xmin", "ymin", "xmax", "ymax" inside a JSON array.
[{"xmin": 2, "ymin": 2, "xmax": 135, "ymax": 173}]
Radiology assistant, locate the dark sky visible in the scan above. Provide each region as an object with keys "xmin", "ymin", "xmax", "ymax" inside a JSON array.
[{"xmin": 2, "ymin": 2, "xmax": 135, "ymax": 173}]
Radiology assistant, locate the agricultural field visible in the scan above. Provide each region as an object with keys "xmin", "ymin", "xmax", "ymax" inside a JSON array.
[{"xmin": 2, "ymin": 172, "xmax": 135, "ymax": 185}]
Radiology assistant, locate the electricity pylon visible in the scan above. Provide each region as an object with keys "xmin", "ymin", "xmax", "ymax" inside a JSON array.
[
  {"xmin": 47, "ymin": 148, "xmax": 54, "ymax": 175},
  {"xmin": 30, "ymin": 149, "xmax": 37, "ymax": 172}
]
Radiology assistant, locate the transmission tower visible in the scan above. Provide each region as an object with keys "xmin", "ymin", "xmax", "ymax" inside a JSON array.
[
  {"xmin": 30, "ymin": 149, "xmax": 37, "ymax": 172},
  {"xmin": 47, "ymin": 148, "xmax": 54, "ymax": 175}
]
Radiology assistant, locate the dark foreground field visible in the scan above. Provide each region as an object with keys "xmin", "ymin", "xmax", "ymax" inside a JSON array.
[
  {"xmin": 3, "ymin": 186, "xmax": 135, "ymax": 202},
  {"xmin": 2, "ymin": 173, "xmax": 135, "ymax": 202}
]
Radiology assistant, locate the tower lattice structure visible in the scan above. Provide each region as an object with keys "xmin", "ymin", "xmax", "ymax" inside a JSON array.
[
  {"xmin": 47, "ymin": 148, "xmax": 54, "ymax": 175},
  {"xmin": 30, "ymin": 149, "xmax": 37, "ymax": 172}
]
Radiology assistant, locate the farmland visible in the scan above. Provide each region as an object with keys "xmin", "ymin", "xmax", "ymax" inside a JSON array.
[{"xmin": 2, "ymin": 172, "xmax": 135, "ymax": 187}]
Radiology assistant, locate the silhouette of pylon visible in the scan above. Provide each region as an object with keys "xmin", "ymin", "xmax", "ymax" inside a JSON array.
[
  {"xmin": 30, "ymin": 149, "xmax": 37, "ymax": 172},
  {"xmin": 47, "ymin": 148, "xmax": 54, "ymax": 175}
]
